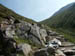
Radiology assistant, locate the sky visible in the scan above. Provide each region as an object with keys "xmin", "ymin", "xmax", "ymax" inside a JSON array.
[{"xmin": 0, "ymin": 0, "xmax": 75, "ymax": 22}]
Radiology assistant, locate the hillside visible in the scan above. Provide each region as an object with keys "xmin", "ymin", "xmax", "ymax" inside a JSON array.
[
  {"xmin": 0, "ymin": 4, "xmax": 58, "ymax": 56},
  {"xmin": 1, "ymin": 3, "xmax": 75, "ymax": 56},
  {"xmin": 41, "ymin": 3, "xmax": 75, "ymax": 42},
  {"xmin": 0, "ymin": 4, "xmax": 36, "ymax": 23}
]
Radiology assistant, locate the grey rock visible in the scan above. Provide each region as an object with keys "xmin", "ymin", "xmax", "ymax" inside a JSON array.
[
  {"xmin": 34, "ymin": 47, "xmax": 55, "ymax": 56},
  {"xmin": 5, "ymin": 25, "xmax": 15, "ymax": 38},
  {"xmin": 22, "ymin": 44, "xmax": 32, "ymax": 56},
  {"xmin": 40, "ymin": 29, "xmax": 47, "ymax": 42},
  {"xmin": 16, "ymin": 22, "xmax": 46, "ymax": 46},
  {"xmin": 55, "ymin": 49, "xmax": 66, "ymax": 56},
  {"xmin": 48, "ymin": 31, "xmax": 59, "ymax": 36},
  {"xmin": 29, "ymin": 34, "xmax": 41, "ymax": 45},
  {"xmin": 30, "ymin": 23, "xmax": 45, "ymax": 46},
  {"xmin": 16, "ymin": 22, "xmax": 31, "ymax": 38},
  {"xmin": 30, "ymin": 23, "xmax": 41, "ymax": 39}
]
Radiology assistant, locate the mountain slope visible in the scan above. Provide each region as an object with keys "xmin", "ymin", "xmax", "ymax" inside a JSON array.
[
  {"xmin": 0, "ymin": 4, "xmax": 36, "ymax": 23},
  {"xmin": 41, "ymin": 3, "xmax": 75, "ymax": 28},
  {"xmin": 41, "ymin": 3, "xmax": 75, "ymax": 42}
]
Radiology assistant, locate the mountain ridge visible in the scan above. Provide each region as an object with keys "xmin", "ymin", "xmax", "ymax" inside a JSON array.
[
  {"xmin": 41, "ymin": 2, "xmax": 75, "ymax": 29},
  {"xmin": 0, "ymin": 4, "xmax": 36, "ymax": 23}
]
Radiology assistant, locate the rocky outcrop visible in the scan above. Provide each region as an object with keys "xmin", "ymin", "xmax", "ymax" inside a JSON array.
[
  {"xmin": 34, "ymin": 47, "xmax": 55, "ymax": 56},
  {"xmin": 16, "ymin": 22, "xmax": 47, "ymax": 46},
  {"xmin": 1, "ymin": 16, "xmax": 75, "ymax": 56},
  {"xmin": 0, "ymin": 16, "xmax": 17, "ymax": 56},
  {"xmin": 5, "ymin": 25, "xmax": 15, "ymax": 38}
]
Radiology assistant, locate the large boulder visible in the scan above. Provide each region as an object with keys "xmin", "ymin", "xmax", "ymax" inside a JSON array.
[
  {"xmin": 28, "ymin": 34, "xmax": 42, "ymax": 46},
  {"xmin": 55, "ymin": 49, "xmax": 66, "ymax": 56},
  {"xmin": 22, "ymin": 44, "xmax": 32, "ymax": 56},
  {"xmin": 40, "ymin": 29, "xmax": 47, "ymax": 42},
  {"xmin": 19, "ymin": 22, "xmax": 31, "ymax": 32},
  {"xmin": 15, "ymin": 22, "xmax": 45, "ymax": 46},
  {"xmin": 30, "ymin": 23, "xmax": 41, "ymax": 39},
  {"xmin": 34, "ymin": 47, "xmax": 55, "ymax": 56},
  {"xmin": 5, "ymin": 25, "xmax": 15, "ymax": 38},
  {"xmin": 0, "ymin": 29, "xmax": 17, "ymax": 56},
  {"xmin": 0, "ymin": 18, "xmax": 18, "ymax": 56},
  {"xmin": 16, "ymin": 22, "xmax": 31, "ymax": 38},
  {"xmin": 16, "ymin": 22, "xmax": 46, "ymax": 46},
  {"xmin": 30, "ymin": 23, "xmax": 45, "ymax": 46}
]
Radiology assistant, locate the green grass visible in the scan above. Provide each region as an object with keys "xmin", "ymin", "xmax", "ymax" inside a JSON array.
[
  {"xmin": 50, "ymin": 27, "xmax": 75, "ymax": 43},
  {"xmin": 14, "ymin": 37, "xmax": 30, "ymax": 44},
  {"xmin": 14, "ymin": 36, "xmax": 39, "ymax": 47},
  {"xmin": 14, "ymin": 36, "xmax": 31, "ymax": 56}
]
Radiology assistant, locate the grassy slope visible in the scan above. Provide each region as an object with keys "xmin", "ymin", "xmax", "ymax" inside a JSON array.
[
  {"xmin": 0, "ymin": 4, "xmax": 36, "ymax": 23},
  {"xmin": 40, "ymin": 3, "xmax": 75, "ymax": 43}
]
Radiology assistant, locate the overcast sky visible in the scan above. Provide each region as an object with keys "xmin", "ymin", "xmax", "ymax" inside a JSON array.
[{"xmin": 0, "ymin": 0, "xmax": 75, "ymax": 22}]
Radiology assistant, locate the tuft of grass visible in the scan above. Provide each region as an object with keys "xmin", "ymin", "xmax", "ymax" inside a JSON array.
[{"xmin": 14, "ymin": 36, "xmax": 30, "ymax": 44}]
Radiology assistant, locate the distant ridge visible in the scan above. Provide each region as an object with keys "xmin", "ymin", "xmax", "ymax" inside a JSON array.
[
  {"xmin": 40, "ymin": 2, "xmax": 75, "ymax": 40},
  {"xmin": 41, "ymin": 2, "xmax": 75, "ymax": 29}
]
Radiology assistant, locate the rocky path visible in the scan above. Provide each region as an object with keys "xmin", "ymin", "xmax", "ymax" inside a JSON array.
[{"xmin": 0, "ymin": 16, "xmax": 75, "ymax": 56}]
